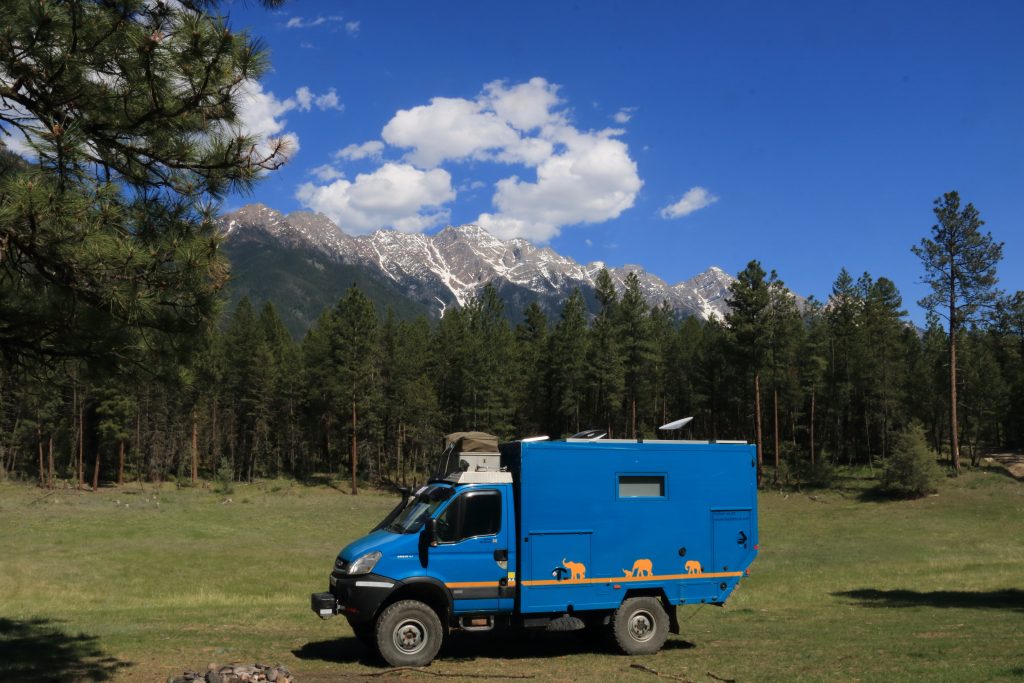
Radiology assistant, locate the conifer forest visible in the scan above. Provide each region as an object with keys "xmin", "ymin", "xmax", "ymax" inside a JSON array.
[{"xmin": 2, "ymin": 254, "xmax": 1022, "ymax": 492}]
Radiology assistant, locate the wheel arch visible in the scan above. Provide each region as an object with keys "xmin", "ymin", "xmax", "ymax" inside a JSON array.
[
  {"xmin": 381, "ymin": 577, "xmax": 452, "ymax": 628},
  {"xmin": 622, "ymin": 587, "xmax": 679, "ymax": 635}
]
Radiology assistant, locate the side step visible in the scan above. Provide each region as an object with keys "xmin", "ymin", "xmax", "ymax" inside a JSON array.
[{"xmin": 458, "ymin": 615, "xmax": 495, "ymax": 631}]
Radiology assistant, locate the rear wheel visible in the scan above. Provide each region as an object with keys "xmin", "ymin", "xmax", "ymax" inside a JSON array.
[
  {"xmin": 375, "ymin": 599, "xmax": 444, "ymax": 667},
  {"xmin": 610, "ymin": 597, "xmax": 669, "ymax": 655}
]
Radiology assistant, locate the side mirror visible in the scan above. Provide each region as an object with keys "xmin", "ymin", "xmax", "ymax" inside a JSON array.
[{"xmin": 425, "ymin": 518, "xmax": 438, "ymax": 547}]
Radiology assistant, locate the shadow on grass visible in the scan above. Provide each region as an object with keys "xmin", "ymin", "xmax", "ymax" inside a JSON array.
[
  {"xmin": 0, "ymin": 617, "xmax": 131, "ymax": 682},
  {"xmin": 294, "ymin": 632, "xmax": 695, "ymax": 666},
  {"xmin": 834, "ymin": 588, "xmax": 1024, "ymax": 612}
]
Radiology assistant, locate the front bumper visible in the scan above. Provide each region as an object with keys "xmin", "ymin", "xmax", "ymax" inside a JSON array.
[{"xmin": 310, "ymin": 571, "xmax": 397, "ymax": 625}]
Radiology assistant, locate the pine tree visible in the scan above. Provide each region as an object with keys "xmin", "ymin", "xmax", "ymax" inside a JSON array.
[
  {"xmin": 332, "ymin": 286, "xmax": 380, "ymax": 494},
  {"xmin": 587, "ymin": 270, "xmax": 625, "ymax": 436},
  {"xmin": 551, "ymin": 289, "xmax": 589, "ymax": 435},
  {"xmin": 726, "ymin": 260, "xmax": 771, "ymax": 487},
  {"xmin": 826, "ymin": 268, "xmax": 861, "ymax": 465},
  {"xmin": 0, "ymin": 0, "xmax": 287, "ymax": 367},
  {"xmin": 514, "ymin": 302, "xmax": 552, "ymax": 436},
  {"xmin": 765, "ymin": 271, "xmax": 801, "ymax": 478},
  {"xmin": 860, "ymin": 276, "xmax": 908, "ymax": 460},
  {"xmin": 618, "ymin": 272, "xmax": 655, "ymax": 437},
  {"xmin": 912, "ymin": 192, "xmax": 1003, "ymax": 473}
]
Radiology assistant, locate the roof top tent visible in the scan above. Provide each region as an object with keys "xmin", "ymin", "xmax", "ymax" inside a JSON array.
[{"xmin": 432, "ymin": 431, "xmax": 501, "ymax": 480}]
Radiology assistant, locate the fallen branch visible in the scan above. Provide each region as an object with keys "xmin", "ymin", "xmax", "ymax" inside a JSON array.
[
  {"xmin": 629, "ymin": 663, "xmax": 694, "ymax": 682},
  {"xmin": 357, "ymin": 668, "xmax": 533, "ymax": 679},
  {"xmin": 707, "ymin": 672, "xmax": 736, "ymax": 683},
  {"xmin": 28, "ymin": 490, "xmax": 58, "ymax": 505}
]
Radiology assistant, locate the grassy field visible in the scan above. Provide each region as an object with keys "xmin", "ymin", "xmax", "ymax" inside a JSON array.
[{"xmin": 1, "ymin": 469, "xmax": 1022, "ymax": 682}]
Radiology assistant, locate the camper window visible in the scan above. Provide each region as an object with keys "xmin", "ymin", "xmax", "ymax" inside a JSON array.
[{"xmin": 618, "ymin": 474, "xmax": 666, "ymax": 498}]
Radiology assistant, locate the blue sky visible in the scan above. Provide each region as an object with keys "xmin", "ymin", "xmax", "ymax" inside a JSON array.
[{"xmin": 224, "ymin": 0, "xmax": 1024, "ymax": 323}]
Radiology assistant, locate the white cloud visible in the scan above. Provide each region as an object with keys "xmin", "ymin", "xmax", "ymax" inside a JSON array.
[
  {"xmin": 295, "ymin": 86, "xmax": 342, "ymax": 112},
  {"xmin": 613, "ymin": 107, "xmax": 635, "ymax": 124},
  {"xmin": 285, "ymin": 15, "xmax": 343, "ymax": 29},
  {"xmin": 233, "ymin": 79, "xmax": 300, "ymax": 158},
  {"xmin": 346, "ymin": 21, "xmax": 361, "ymax": 35},
  {"xmin": 482, "ymin": 77, "xmax": 563, "ymax": 131},
  {"xmin": 314, "ymin": 77, "xmax": 643, "ymax": 241},
  {"xmin": 335, "ymin": 140, "xmax": 385, "ymax": 161},
  {"xmin": 660, "ymin": 186, "xmax": 719, "ymax": 219},
  {"xmin": 295, "ymin": 86, "xmax": 313, "ymax": 112},
  {"xmin": 480, "ymin": 128, "xmax": 642, "ymax": 241},
  {"xmin": 0, "ymin": 130, "xmax": 35, "ymax": 158},
  {"xmin": 309, "ymin": 164, "xmax": 345, "ymax": 182},
  {"xmin": 382, "ymin": 97, "xmax": 520, "ymax": 168},
  {"xmin": 295, "ymin": 162, "xmax": 455, "ymax": 234},
  {"xmin": 314, "ymin": 89, "xmax": 343, "ymax": 111}
]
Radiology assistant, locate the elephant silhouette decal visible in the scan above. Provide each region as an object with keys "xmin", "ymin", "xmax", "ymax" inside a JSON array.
[
  {"xmin": 622, "ymin": 558, "xmax": 653, "ymax": 577},
  {"xmin": 685, "ymin": 560, "xmax": 703, "ymax": 575},
  {"xmin": 561, "ymin": 558, "xmax": 586, "ymax": 581}
]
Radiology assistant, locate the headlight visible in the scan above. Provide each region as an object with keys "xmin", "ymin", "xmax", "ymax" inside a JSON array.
[{"xmin": 347, "ymin": 551, "xmax": 382, "ymax": 576}]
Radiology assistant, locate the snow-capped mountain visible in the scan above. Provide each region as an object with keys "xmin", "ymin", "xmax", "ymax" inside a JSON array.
[{"xmin": 219, "ymin": 203, "xmax": 737, "ymax": 329}]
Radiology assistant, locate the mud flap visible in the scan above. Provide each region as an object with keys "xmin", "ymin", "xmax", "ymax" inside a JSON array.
[{"xmin": 665, "ymin": 600, "xmax": 679, "ymax": 634}]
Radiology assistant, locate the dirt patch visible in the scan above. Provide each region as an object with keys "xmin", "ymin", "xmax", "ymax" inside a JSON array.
[{"xmin": 984, "ymin": 453, "xmax": 1024, "ymax": 479}]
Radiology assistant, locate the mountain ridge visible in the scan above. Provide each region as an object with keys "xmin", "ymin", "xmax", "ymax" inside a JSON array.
[{"xmin": 219, "ymin": 203, "xmax": 738, "ymax": 334}]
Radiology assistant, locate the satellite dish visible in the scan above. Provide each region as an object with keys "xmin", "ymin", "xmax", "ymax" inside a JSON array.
[
  {"xmin": 521, "ymin": 435, "xmax": 550, "ymax": 442},
  {"xmin": 659, "ymin": 416, "xmax": 694, "ymax": 431}
]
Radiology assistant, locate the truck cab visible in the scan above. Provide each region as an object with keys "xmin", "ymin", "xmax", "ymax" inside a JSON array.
[{"xmin": 311, "ymin": 431, "xmax": 758, "ymax": 667}]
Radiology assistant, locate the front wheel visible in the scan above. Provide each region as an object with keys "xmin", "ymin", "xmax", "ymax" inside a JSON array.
[
  {"xmin": 375, "ymin": 600, "xmax": 444, "ymax": 667},
  {"xmin": 610, "ymin": 596, "xmax": 669, "ymax": 655}
]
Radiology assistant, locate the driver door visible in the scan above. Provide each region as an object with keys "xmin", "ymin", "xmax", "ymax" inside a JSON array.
[{"xmin": 429, "ymin": 489, "xmax": 507, "ymax": 613}]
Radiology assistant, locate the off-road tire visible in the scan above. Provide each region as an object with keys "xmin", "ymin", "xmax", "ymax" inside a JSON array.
[
  {"xmin": 375, "ymin": 599, "xmax": 444, "ymax": 667},
  {"xmin": 609, "ymin": 597, "xmax": 670, "ymax": 655}
]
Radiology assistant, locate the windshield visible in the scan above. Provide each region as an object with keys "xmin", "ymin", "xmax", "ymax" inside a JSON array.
[{"xmin": 384, "ymin": 484, "xmax": 454, "ymax": 534}]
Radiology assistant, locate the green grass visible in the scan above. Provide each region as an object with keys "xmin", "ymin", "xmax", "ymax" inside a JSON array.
[{"xmin": 1, "ymin": 470, "xmax": 1022, "ymax": 682}]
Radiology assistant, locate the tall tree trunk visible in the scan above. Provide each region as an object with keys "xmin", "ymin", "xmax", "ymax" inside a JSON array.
[
  {"xmin": 92, "ymin": 448, "xmax": 100, "ymax": 490},
  {"xmin": 78, "ymin": 398, "xmax": 85, "ymax": 488},
  {"xmin": 48, "ymin": 436, "xmax": 54, "ymax": 489},
  {"xmin": 190, "ymin": 411, "xmax": 198, "ymax": 484},
  {"xmin": 949, "ymin": 303, "xmax": 961, "ymax": 474},
  {"xmin": 351, "ymin": 400, "xmax": 358, "ymax": 495},
  {"xmin": 397, "ymin": 422, "xmax": 404, "ymax": 486},
  {"xmin": 72, "ymin": 383, "xmax": 80, "ymax": 488},
  {"xmin": 631, "ymin": 399, "xmax": 637, "ymax": 439},
  {"xmin": 864, "ymin": 406, "xmax": 872, "ymax": 473},
  {"xmin": 754, "ymin": 372, "xmax": 763, "ymax": 488},
  {"xmin": 135, "ymin": 409, "xmax": 141, "ymax": 474},
  {"xmin": 810, "ymin": 386, "xmax": 816, "ymax": 466},
  {"xmin": 117, "ymin": 440, "xmax": 125, "ymax": 486},
  {"xmin": 37, "ymin": 428, "xmax": 45, "ymax": 488},
  {"xmin": 772, "ymin": 386, "xmax": 780, "ymax": 476}
]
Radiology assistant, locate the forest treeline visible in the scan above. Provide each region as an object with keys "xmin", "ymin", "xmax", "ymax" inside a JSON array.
[{"xmin": 2, "ymin": 262, "xmax": 1022, "ymax": 492}]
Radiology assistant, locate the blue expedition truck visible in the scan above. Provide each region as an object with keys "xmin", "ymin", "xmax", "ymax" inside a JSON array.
[{"xmin": 311, "ymin": 431, "xmax": 759, "ymax": 666}]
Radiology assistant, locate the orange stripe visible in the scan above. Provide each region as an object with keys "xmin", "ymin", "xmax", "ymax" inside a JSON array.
[
  {"xmin": 446, "ymin": 581, "xmax": 502, "ymax": 589},
  {"xmin": 520, "ymin": 571, "xmax": 742, "ymax": 587}
]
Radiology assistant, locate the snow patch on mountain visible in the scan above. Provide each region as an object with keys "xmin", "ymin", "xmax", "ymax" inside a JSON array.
[{"xmin": 219, "ymin": 204, "xmax": 738, "ymax": 319}]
